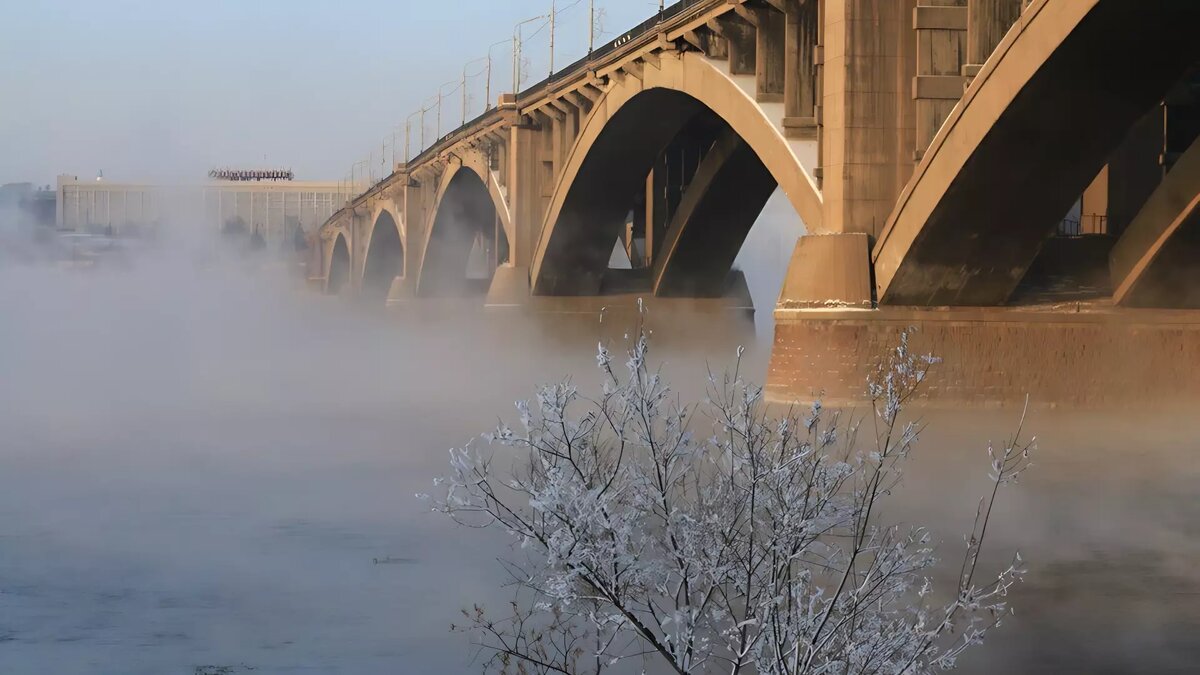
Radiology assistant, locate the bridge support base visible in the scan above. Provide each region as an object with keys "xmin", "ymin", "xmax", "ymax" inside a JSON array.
[
  {"xmin": 485, "ymin": 266, "xmax": 533, "ymax": 310},
  {"xmin": 777, "ymin": 233, "xmax": 873, "ymax": 309},
  {"xmin": 382, "ymin": 277, "xmax": 410, "ymax": 306},
  {"xmin": 767, "ymin": 305, "xmax": 1200, "ymax": 409}
]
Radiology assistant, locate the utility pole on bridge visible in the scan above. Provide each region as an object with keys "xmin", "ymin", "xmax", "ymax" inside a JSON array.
[
  {"xmin": 549, "ymin": 0, "xmax": 556, "ymax": 76},
  {"xmin": 513, "ymin": 15, "xmax": 545, "ymax": 94}
]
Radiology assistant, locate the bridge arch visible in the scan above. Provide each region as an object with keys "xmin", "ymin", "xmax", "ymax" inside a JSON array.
[
  {"xmin": 416, "ymin": 164, "xmax": 510, "ymax": 297},
  {"xmin": 872, "ymin": 0, "xmax": 1200, "ymax": 306},
  {"xmin": 1110, "ymin": 135, "xmax": 1200, "ymax": 308},
  {"xmin": 326, "ymin": 231, "xmax": 350, "ymax": 295},
  {"xmin": 362, "ymin": 207, "xmax": 404, "ymax": 302},
  {"xmin": 530, "ymin": 50, "xmax": 822, "ymax": 296}
]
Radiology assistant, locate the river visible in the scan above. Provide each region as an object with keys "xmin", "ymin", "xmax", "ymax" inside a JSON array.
[{"xmin": 0, "ymin": 250, "xmax": 1197, "ymax": 674}]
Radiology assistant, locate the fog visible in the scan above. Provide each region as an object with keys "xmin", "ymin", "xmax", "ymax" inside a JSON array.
[
  {"xmin": 0, "ymin": 249, "xmax": 568, "ymax": 674},
  {"xmin": 0, "ymin": 217, "xmax": 1197, "ymax": 674},
  {"xmin": 0, "ymin": 220, "xmax": 781, "ymax": 674}
]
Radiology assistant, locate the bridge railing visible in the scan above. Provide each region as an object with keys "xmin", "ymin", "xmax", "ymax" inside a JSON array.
[
  {"xmin": 331, "ymin": 0, "xmax": 719, "ymax": 223},
  {"xmin": 406, "ymin": 0, "xmax": 718, "ymax": 169},
  {"xmin": 1058, "ymin": 214, "xmax": 1108, "ymax": 237},
  {"xmin": 519, "ymin": 0, "xmax": 711, "ymax": 99}
]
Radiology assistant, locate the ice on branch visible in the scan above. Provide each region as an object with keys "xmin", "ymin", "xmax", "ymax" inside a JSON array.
[{"xmin": 429, "ymin": 325, "xmax": 1033, "ymax": 675}]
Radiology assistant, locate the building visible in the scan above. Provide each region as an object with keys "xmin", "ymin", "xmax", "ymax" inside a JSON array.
[{"xmin": 55, "ymin": 174, "xmax": 354, "ymax": 246}]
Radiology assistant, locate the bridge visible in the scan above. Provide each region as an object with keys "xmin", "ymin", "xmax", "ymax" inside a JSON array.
[{"xmin": 315, "ymin": 0, "xmax": 1200, "ymax": 407}]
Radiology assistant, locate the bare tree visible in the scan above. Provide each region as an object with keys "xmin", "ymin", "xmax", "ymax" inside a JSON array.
[{"xmin": 427, "ymin": 325, "xmax": 1033, "ymax": 674}]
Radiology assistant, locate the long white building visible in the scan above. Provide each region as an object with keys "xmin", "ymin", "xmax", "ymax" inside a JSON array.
[{"xmin": 56, "ymin": 174, "xmax": 356, "ymax": 245}]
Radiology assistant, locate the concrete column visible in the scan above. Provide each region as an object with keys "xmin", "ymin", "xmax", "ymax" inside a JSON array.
[
  {"xmin": 508, "ymin": 122, "xmax": 544, "ymax": 269},
  {"xmin": 485, "ymin": 120, "xmax": 536, "ymax": 308},
  {"xmin": 1107, "ymin": 107, "xmax": 1166, "ymax": 239},
  {"xmin": 550, "ymin": 115, "xmax": 565, "ymax": 179},
  {"xmin": 562, "ymin": 106, "xmax": 579, "ymax": 159},
  {"xmin": 722, "ymin": 15, "xmax": 757, "ymax": 76},
  {"xmin": 913, "ymin": 1, "xmax": 968, "ymax": 157},
  {"xmin": 784, "ymin": 1, "xmax": 818, "ymax": 119},
  {"xmin": 966, "ymin": 0, "xmax": 1022, "ymax": 70},
  {"xmin": 645, "ymin": 155, "xmax": 668, "ymax": 267},
  {"xmin": 402, "ymin": 179, "xmax": 425, "ymax": 295},
  {"xmin": 821, "ymin": 0, "xmax": 915, "ymax": 237},
  {"xmin": 351, "ymin": 214, "xmax": 367, "ymax": 293},
  {"xmin": 755, "ymin": 7, "xmax": 787, "ymax": 101}
]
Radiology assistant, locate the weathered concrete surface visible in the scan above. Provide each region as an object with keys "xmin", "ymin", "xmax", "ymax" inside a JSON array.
[
  {"xmin": 873, "ymin": 0, "xmax": 1200, "ymax": 306},
  {"xmin": 530, "ymin": 50, "xmax": 822, "ymax": 295},
  {"xmin": 775, "ymin": 233, "xmax": 872, "ymax": 309},
  {"xmin": 417, "ymin": 168, "xmax": 499, "ymax": 298},
  {"xmin": 1111, "ymin": 136, "xmax": 1200, "ymax": 308},
  {"xmin": 767, "ymin": 305, "xmax": 1200, "ymax": 408},
  {"xmin": 326, "ymin": 232, "xmax": 351, "ymax": 295},
  {"xmin": 361, "ymin": 209, "xmax": 404, "ymax": 301},
  {"xmin": 652, "ymin": 128, "xmax": 777, "ymax": 297},
  {"xmin": 313, "ymin": 0, "xmax": 1200, "ymax": 411}
]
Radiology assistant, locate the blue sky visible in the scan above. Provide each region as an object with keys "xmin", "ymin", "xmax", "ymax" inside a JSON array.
[{"xmin": 0, "ymin": 0, "xmax": 667, "ymax": 185}]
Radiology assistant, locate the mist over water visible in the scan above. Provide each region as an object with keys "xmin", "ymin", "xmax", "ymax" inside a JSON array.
[
  {"xmin": 0, "ymin": 223, "xmax": 1197, "ymax": 674},
  {"xmin": 0, "ymin": 234, "xmax": 768, "ymax": 674}
]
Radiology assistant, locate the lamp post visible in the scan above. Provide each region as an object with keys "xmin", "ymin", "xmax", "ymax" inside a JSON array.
[
  {"xmin": 418, "ymin": 92, "xmax": 438, "ymax": 154},
  {"xmin": 435, "ymin": 79, "xmax": 458, "ymax": 140},
  {"xmin": 349, "ymin": 159, "xmax": 369, "ymax": 194},
  {"xmin": 404, "ymin": 109, "xmax": 422, "ymax": 162},
  {"xmin": 486, "ymin": 38, "xmax": 511, "ymax": 107},
  {"xmin": 464, "ymin": 38, "xmax": 512, "ymax": 117},
  {"xmin": 461, "ymin": 68, "xmax": 468, "ymax": 126},
  {"xmin": 513, "ymin": 15, "xmax": 546, "ymax": 94},
  {"xmin": 463, "ymin": 56, "xmax": 487, "ymax": 123},
  {"xmin": 549, "ymin": 0, "xmax": 556, "ymax": 76}
]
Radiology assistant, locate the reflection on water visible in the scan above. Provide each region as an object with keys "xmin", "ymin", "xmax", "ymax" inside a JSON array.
[{"xmin": 0, "ymin": 260, "xmax": 1196, "ymax": 674}]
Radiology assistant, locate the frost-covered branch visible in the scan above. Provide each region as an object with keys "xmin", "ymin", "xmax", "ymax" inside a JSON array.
[{"xmin": 427, "ymin": 323, "xmax": 1034, "ymax": 675}]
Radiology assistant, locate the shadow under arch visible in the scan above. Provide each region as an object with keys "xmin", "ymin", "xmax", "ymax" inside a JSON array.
[
  {"xmin": 418, "ymin": 168, "xmax": 508, "ymax": 297},
  {"xmin": 872, "ymin": 0, "xmax": 1200, "ymax": 305},
  {"xmin": 530, "ymin": 52, "xmax": 820, "ymax": 297},
  {"xmin": 362, "ymin": 210, "xmax": 404, "ymax": 302},
  {"xmin": 327, "ymin": 233, "xmax": 350, "ymax": 295},
  {"xmin": 652, "ymin": 122, "xmax": 779, "ymax": 297},
  {"xmin": 534, "ymin": 90, "xmax": 778, "ymax": 296}
]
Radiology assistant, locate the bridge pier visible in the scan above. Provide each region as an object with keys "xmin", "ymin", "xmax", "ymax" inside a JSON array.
[
  {"xmin": 484, "ymin": 265, "xmax": 532, "ymax": 309},
  {"xmin": 768, "ymin": 305, "xmax": 1200, "ymax": 409}
]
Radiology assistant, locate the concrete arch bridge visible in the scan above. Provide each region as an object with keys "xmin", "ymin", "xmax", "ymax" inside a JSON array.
[{"xmin": 317, "ymin": 0, "xmax": 1200, "ymax": 407}]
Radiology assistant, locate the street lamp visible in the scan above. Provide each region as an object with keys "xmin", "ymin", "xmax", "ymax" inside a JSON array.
[
  {"xmin": 416, "ymin": 92, "xmax": 438, "ymax": 155},
  {"xmin": 404, "ymin": 109, "xmax": 422, "ymax": 162},
  {"xmin": 462, "ymin": 58, "xmax": 485, "ymax": 125},
  {"xmin": 349, "ymin": 159, "xmax": 369, "ymax": 193},
  {"xmin": 549, "ymin": 0, "xmax": 556, "ymax": 76},
  {"xmin": 513, "ymin": 14, "xmax": 546, "ymax": 94},
  {"xmin": 435, "ymin": 79, "xmax": 459, "ymax": 141},
  {"xmin": 486, "ymin": 38, "xmax": 512, "ymax": 107},
  {"xmin": 463, "ymin": 37, "xmax": 513, "ymax": 119}
]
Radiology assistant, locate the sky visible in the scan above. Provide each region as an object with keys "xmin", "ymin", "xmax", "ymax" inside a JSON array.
[{"xmin": 0, "ymin": 0, "xmax": 669, "ymax": 186}]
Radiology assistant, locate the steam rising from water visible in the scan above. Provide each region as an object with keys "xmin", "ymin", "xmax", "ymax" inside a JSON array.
[{"xmin": 0, "ymin": 223, "xmax": 1197, "ymax": 673}]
